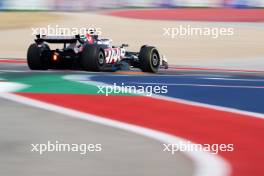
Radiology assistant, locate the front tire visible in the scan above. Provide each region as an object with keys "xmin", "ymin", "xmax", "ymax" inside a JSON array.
[
  {"xmin": 81, "ymin": 45, "xmax": 105, "ymax": 71},
  {"xmin": 27, "ymin": 43, "xmax": 47, "ymax": 70},
  {"xmin": 139, "ymin": 46, "xmax": 160, "ymax": 73}
]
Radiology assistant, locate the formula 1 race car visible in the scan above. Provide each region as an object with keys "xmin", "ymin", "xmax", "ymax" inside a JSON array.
[{"xmin": 27, "ymin": 34, "xmax": 168, "ymax": 73}]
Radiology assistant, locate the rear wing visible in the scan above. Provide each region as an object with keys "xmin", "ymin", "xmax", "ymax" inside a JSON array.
[{"xmin": 35, "ymin": 35, "xmax": 81, "ymax": 44}]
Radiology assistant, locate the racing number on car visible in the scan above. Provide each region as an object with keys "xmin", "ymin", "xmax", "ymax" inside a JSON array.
[{"xmin": 104, "ymin": 48, "xmax": 121, "ymax": 63}]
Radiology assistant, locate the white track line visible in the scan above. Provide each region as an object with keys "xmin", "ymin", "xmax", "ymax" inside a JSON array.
[
  {"xmin": 130, "ymin": 82, "xmax": 264, "ymax": 89},
  {"xmin": 0, "ymin": 70, "xmax": 31, "ymax": 73},
  {"xmin": 153, "ymin": 94, "xmax": 264, "ymax": 119},
  {"xmin": 0, "ymin": 92, "xmax": 231, "ymax": 176},
  {"xmin": 64, "ymin": 74, "xmax": 232, "ymax": 176},
  {"xmin": 168, "ymin": 65, "xmax": 264, "ymax": 73},
  {"xmin": 65, "ymin": 74, "xmax": 264, "ymax": 119},
  {"xmin": 0, "ymin": 69, "xmax": 93, "ymax": 73},
  {"xmin": 0, "ymin": 77, "xmax": 231, "ymax": 176},
  {"xmin": 0, "ymin": 82, "xmax": 27, "ymax": 93},
  {"xmin": 202, "ymin": 77, "xmax": 264, "ymax": 82}
]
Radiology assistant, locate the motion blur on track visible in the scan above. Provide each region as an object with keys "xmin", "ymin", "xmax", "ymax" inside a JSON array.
[{"xmin": 0, "ymin": 1, "xmax": 264, "ymax": 176}]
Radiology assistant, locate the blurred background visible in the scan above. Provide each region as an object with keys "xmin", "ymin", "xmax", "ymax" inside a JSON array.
[
  {"xmin": 0, "ymin": 0, "xmax": 263, "ymax": 69},
  {"xmin": 0, "ymin": 1, "xmax": 264, "ymax": 176},
  {"xmin": 0, "ymin": 0, "xmax": 264, "ymax": 10}
]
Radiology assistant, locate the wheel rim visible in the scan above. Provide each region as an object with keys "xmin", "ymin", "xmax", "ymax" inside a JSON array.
[
  {"xmin": 98, "ymin": 52, "xmax": 105, "ymax": 65},
  {"xmin": 152, "ymin": 53, "xmax": 159, "ymax": 67}
]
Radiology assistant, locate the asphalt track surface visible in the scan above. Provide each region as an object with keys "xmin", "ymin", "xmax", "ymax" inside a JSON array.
[
  {"xmin": 0, "ymin": 60, "xmax": 264, "ymax": 176},
  {"xmin": 0, "ymin": 99, "xmax": 192, "ymax": 176}
]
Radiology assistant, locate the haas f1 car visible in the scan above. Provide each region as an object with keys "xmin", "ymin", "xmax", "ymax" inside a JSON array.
[{"xmin": 27, "ymin": 34, "xmax": 168, "ymax": 73}]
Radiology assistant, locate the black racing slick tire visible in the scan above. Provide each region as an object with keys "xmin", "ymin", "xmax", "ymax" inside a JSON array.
[
  {"xmin": 139, "ymin": 46, "xmax": 160, "ymax": 73},
  {"xmin": 81, "ymin": 45, "xmax": 106, "ymax": 71},
  {"xmin": 27, "ymin": 43, "xmax": 47, "ymax": 70}
]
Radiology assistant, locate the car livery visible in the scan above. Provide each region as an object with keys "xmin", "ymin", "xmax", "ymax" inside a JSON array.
[{"xmin": 27, "ymin": 34, "xmax": 168, "ymax": 73}]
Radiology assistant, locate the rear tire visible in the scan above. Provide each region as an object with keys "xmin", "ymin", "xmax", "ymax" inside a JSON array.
[
  {"xmin": 27, "ymin": 43, "xmax": 47, "ymax": 70},
  {"xmin": 139, "ymin": 46, "xmax": 160, "ymax": 73},
  {"xmin": 81, "ymin": 45, "xmax": 105, "ymax": 71}
]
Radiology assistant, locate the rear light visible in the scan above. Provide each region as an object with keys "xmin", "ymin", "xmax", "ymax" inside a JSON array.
[{"xmin": 53, "ymin": 53, "xmax": 58, "ymax": 61}]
